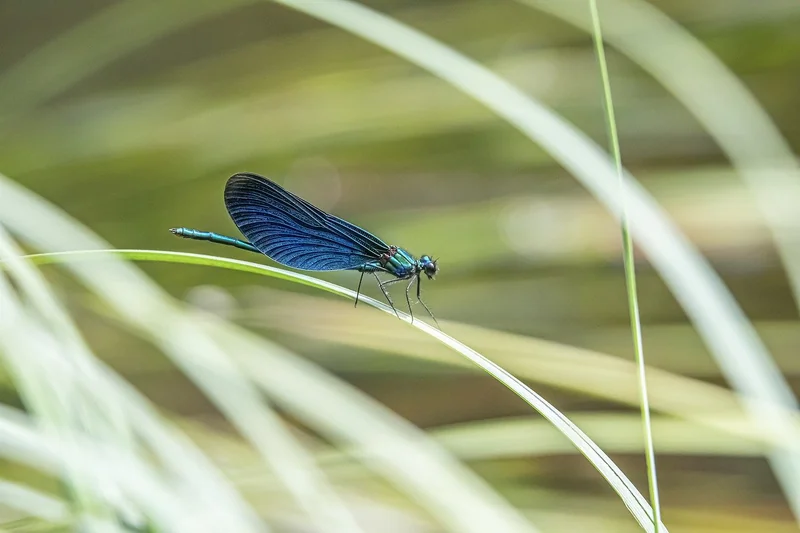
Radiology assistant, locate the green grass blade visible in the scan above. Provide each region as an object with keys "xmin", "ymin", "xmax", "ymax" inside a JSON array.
[
  {"xmin": 0, "ymin": 407, "xmax": 202, "ymax": 532},
  {"xmin": 268, "ymin": 0, "xmax": 800, "ymax": 523},
  {"xmin": 18, "ymin": 247, "xmax": 667, "ymax": 533},
  {"xmin": 519, "ymin": 0, "xmax": 800, "ymax": 316},
  {"xmin": 588, "ymin": 1, "xmax": 661, "ymax": 530},
  {"xmin": 0, "ymin": 175, "xmax": 541, "ymax": 532},
  {"xmin": 0, "ymin": 479, "xmax": 69, "ymax": 523},
  {"xmin": 0, "ymin": 233, "xmax": 120, "ymax": 530},
  {"xmin": 250, "ymin": 290, "xmax": 800, "ymax": 453},
  {"xmin": 0, "ymin": 231, "xmax": 264, "ymax": 530}
]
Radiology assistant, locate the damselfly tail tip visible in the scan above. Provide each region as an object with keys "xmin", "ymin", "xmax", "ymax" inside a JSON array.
[{"xmin": 170, "ymin": 227, "xmax": 192, "ymax": 239}]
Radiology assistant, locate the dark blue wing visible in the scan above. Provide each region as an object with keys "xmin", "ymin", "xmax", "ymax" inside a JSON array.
[{"xmin": 224, "ymin": 173, "xmax": 390, "ymax": 271}]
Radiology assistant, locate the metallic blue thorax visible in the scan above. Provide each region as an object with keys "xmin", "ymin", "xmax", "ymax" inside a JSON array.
[{"xmin": 359, "ymin": 246, "xmax": 418, "ymax": 278}]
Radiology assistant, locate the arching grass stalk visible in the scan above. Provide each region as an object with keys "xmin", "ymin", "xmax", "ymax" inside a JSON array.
[
  {"xmin": 589, "ymin": 1, "xmax": 661, "ymax": 530},
  {"xmin": 0, "ymin": 175, "xmax": 539, "ymax": 533},
  {"xmin": 267, "ymin": 0, "xmax": 800, "ymax": 520},
  {"xmin": 17, "ymin": 248, "xmax": 669, "ymax": 533}
]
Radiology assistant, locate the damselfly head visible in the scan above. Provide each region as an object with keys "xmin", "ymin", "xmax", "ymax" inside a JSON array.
[{"xmin": 419, "ymin": 255, "xmax": 439, "ymax": 279}]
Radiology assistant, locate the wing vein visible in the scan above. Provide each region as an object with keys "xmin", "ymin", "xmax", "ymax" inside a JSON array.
[{"xmin": 224, "ymin": 173, "xmax": 390, "ymax": 272}]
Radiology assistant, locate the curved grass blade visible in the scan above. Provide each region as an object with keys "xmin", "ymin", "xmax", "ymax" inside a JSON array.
[
  {"xmin": 245, "ymin": 290, "xmax": 800, "ymax": 454},
  {"xmin": 0, "ymin": 407, "xmax": 207, "ymax": 532},
  {"xmin": 0, "ymin": 175, "xmax": 541, "ymax": 533},
  {"xmin": 518, "ymin": 0, "xmax": 800, "ymax": 314},
  {"xmin": 269, "ymin": 0, "xmax": 800, "ymax": 522},
  {"xmin": 0, "ymin": 479, "xmax": 69, "ymax": 524},
  {"xmin": 0, "ymin": 214, "xmax": 359, "ymax": 530},
  {"xmin": 0, "ymin": 235, "xmax": 122, "ymax": 531},
  {"xmin": 0, "ymin": 0, "xmax": 788, "ymax": 524},
  {"xmin": 0, "ymin": 223, "xmax": 272, "ymax": 531},
  {"xmin": 18, "ymin": 248, "xmax": 668, "ymax": 533},
  {"xmin": 5, "ymin": 0, "xmax": 798, "ymax": 327},
  {"xmin": 0, "ymin": 4, "xmax": 791, "ymax": 514}
]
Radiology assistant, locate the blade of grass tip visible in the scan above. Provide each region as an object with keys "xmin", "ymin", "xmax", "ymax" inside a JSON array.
[
  {"xmin": 269, "ymin": 0, "xmax": 800, "ymax": 522},
  {"xmin": 589, "ymin": 1, "xmax": 661, "ymax": 530},
  {"xmin": 21, "ymin": 248, "xmax": 663, "ymax": 533},
  {"xmin": 0, "ymin": 250, "xmax": 265, "ymax": 528}
]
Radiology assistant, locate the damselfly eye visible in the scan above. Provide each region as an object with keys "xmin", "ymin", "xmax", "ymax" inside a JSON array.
[{"xmin": 423, "ymin": 259, "xmax": 438, "ymax": 279}]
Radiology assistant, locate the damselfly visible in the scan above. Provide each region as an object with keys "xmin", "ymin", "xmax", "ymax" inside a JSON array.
[{"xmin": 171, "ymin": 173, "xmax": 439, "ymax": 326}]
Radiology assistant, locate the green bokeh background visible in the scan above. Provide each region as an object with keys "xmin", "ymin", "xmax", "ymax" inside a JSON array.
[{"xmin": 1, "ymin": 1, "xmax": 799, "ymax": 531}]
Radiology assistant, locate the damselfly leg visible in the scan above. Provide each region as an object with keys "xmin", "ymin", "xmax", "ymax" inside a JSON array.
[
  {"xmin": 373, "ymin": 272, "xmax": 400, "ymax": 319},
  {"xmin": 354, "ymin": 271, "xmax": 366, "ymax": 308},
  {"xmin": 374, "ymin": 274, "xmax": 439, "ymax": 328},
  {"xmin": 417, "ymin": 277, "xmax": 440, "ymax": 329},
  {"xmin": 405, "ymin": 277, "xmax": 416, "ymax": 324}
]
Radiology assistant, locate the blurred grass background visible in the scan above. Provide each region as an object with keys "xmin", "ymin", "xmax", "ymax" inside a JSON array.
[{"xmin": 1, "ymin": 0, "xmax": 799, "ymax": 531}]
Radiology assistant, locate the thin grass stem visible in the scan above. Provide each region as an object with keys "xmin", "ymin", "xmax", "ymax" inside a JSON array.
[{"xmin": 588, "ymin": 1, "xmax": 661, "ymax": 530}]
